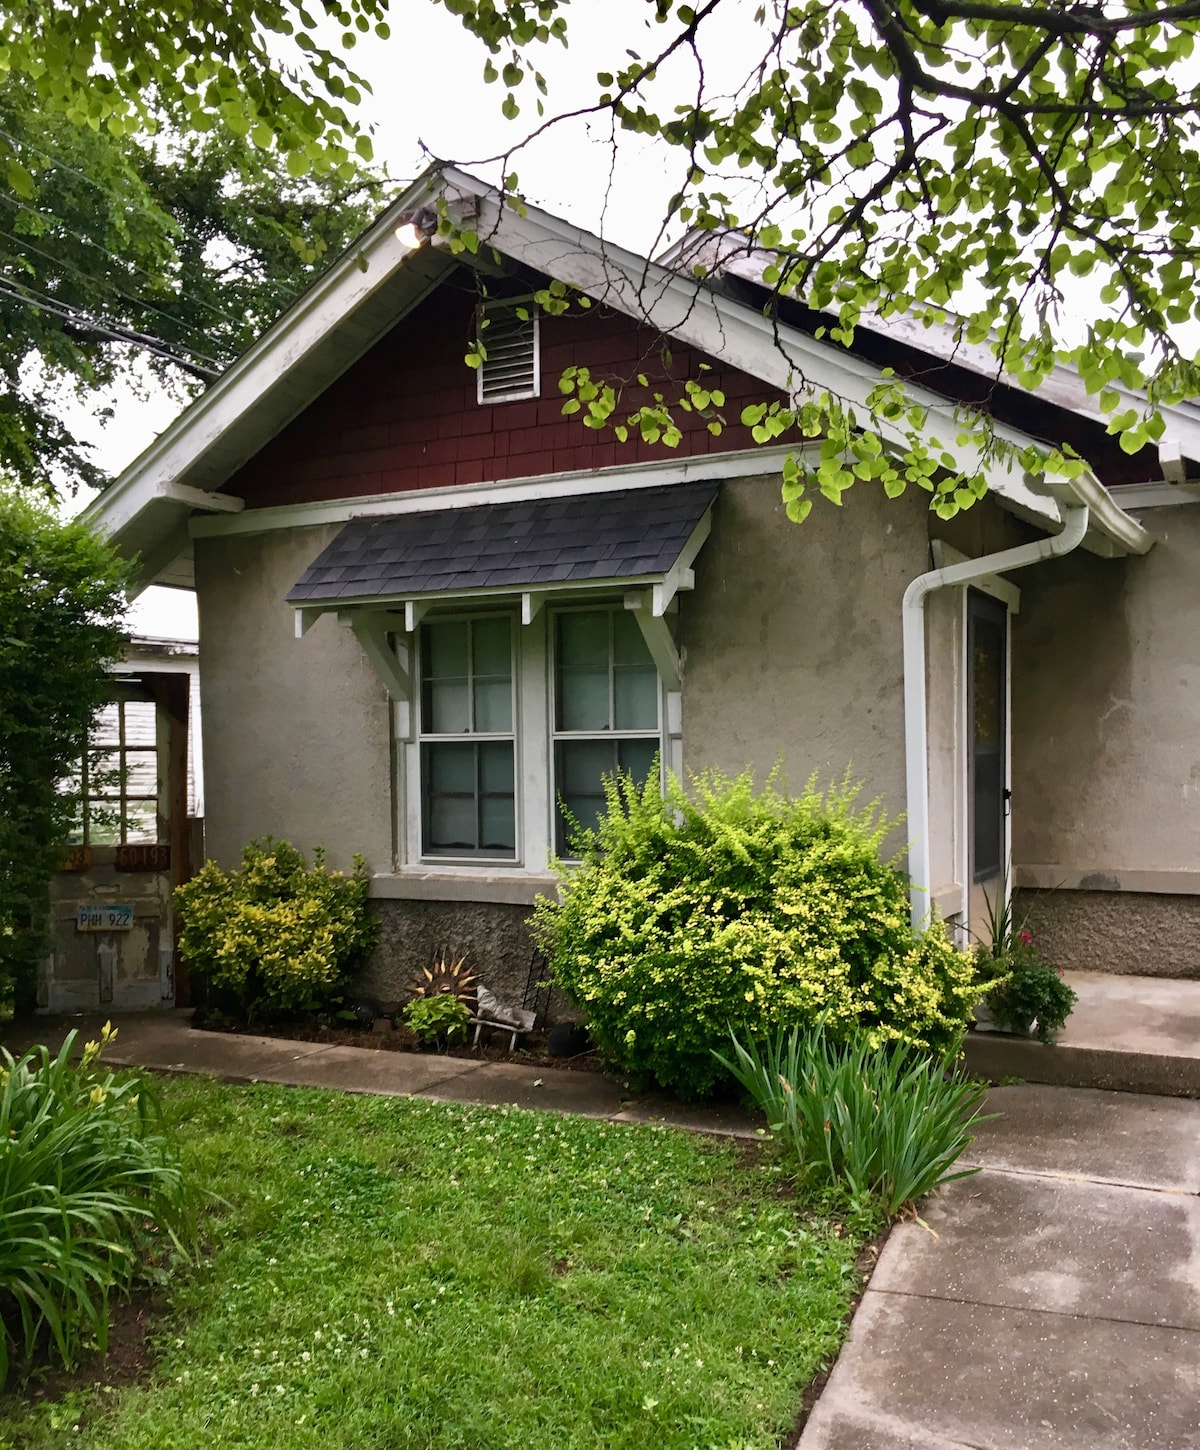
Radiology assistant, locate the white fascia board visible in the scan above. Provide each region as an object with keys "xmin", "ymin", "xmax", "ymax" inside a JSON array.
[
  {"xmin": 189, "ymin": 445, "xmax": 802, "ymax": 540},
  {"xmin": 297, "ymin": 571, "xmax": 684, "ymax": 621},
  {"xmin": 81, "ymin": 169, "xmax": 454, "ymax": 543},
  {"xmin": 1114, "ymin": 481, "xmax": 1200, "ymax": 508}
]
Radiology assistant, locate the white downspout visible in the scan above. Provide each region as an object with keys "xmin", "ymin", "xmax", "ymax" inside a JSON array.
[{"xmin": 902, "ymin": 499, "xmax": 1090, "ymax": 930}]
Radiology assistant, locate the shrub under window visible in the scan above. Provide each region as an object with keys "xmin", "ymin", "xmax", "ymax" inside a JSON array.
[
  {"xmin": 534, "ymin": 768, "xmax": 988, "ymax": 1098},
  {"xmin": 175, "ymin": 838, "xmax": 377, "ymax": 1021}
]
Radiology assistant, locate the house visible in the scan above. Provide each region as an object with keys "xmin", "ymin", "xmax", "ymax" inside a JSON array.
[{"xmin": 82, "ymin": 164, "xmax": 1199, "ymax": 1011}]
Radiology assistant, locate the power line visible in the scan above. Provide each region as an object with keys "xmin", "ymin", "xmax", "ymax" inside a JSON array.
[
  {"xmin": 0, "ymin": 189, "xmax": 271, "ymax": 338},
  {"xmin": 0, "ymin": 276, "xmax": 220, "ymax": 379},
  {"xmin": 0, "ymin": 224, "xmax": 226, "ymax": 369}
]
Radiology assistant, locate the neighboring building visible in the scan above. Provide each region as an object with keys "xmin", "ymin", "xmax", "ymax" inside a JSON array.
[
  {"xmin": 82, "ymin": 165, "xmax": 1198, "ymax": 1010},
  {"xmin": 41, "ymin": 636, "xmax": 202, "ymax": 1012}
]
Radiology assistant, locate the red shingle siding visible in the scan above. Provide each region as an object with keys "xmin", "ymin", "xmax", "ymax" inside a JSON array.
[{"xmin": 226, "ymin": 288, "xmax": 783, "ymax": 508}]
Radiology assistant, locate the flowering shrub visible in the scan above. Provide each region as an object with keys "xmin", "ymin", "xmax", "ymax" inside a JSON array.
[
  {"xmin": 533, "ymin": 768, "xmax": 988, "ymax": 1098},
  {"xmin": 175, "ymin": 839, "xmax": 377, "ymax": 1021}
]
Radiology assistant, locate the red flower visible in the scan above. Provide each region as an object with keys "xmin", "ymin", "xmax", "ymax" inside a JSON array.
[{"xmin": 1019, "ymin": 930, "xmax": 1033, "ymax": 947}]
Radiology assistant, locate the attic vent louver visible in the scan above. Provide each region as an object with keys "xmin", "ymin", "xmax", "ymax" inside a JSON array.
[{"xmin": 477, "ymin": 300, "xmax": 540, "ymax": 404}]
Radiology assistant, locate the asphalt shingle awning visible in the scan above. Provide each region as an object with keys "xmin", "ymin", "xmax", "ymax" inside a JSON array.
[{"xmin": 286, "ymin": 481, "xmax": 718, "ymax": 606}]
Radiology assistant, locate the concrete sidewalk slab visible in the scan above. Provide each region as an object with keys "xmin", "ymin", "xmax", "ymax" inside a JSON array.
[
  {"xmin": 875, "ymin": 1171, "xmax": 1200, "ymax": 1330},
  {"xmin": 970, "ymin": 1084, "xmax": 1200, "ymax": 1192},
  {"xmin": 420, "ymin": 1060, "xmax": 630, "ymax": 1117},
  {"xmin": 801, "ymin": 1288, "xmax": 1200, "ymax": 1450},
  {"xmin": 231, "ymin": 1043, "xmax": 482, "ymax": 1095},
  {"xmin": 611, "ymin": 1094, "xmax": 762, "ymax": 1139}
]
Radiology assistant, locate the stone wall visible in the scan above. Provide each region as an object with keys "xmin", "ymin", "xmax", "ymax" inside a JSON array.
[{"xmin": 356, "ymin": 898, "xmax": 578, "ymax": 1023}]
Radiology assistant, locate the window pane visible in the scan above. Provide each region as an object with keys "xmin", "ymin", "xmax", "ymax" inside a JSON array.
[
  {"xmin": 472, "ymin": 617, "xmax": 513, "ymax": 732},
  {"xmin": 479, "ymin": 741, "xmax": 515, "ymax": 794},
  {"xmin": 613, "ymin": 668, "xmax": 658, "ymax": 730},
  {"xmin": 124, "ymin": 755, "xmax": 158, "ymax": 797},
  {"xmin": 479, "ymin": 796, "xmax": 516, "ymax": 853},
  {"xmin": 617, "ymin": 738, "xmax": 658, "ymax": 784},
  {"xmin": 425, "ymin": 741, "xmax": 477, "ymax": 852},
  {"xmin": 92, "ymin": 703, "xmax": 119, "ymax": 745},
  {"xmin": 555, "ymin": 739, "xmax": 614, "ymax": 853},
  {"xmin": 479, "ymin": 744, "xmax": 516, "ymax": 854},
  {"xmin": 612, "ymin": 611, "xmax": 652, "ymax": 667},
  {"xmin": 557, "ymin": 612, "xmax": 609, "ymax": 668},
  {"xmin": 558, "ymin": 669, "xmax": 609, "ymax": 731},
  {"xmin": 425, "ymin": 679, "xmax": 470, "ymax": 734},
  {"xmin": 472, "ymin": 617, "xmax": 512, "ymax": 677},
  {"xmin": 427, "ymin": 741, "xmax": 475, "ymax": 793},
  {"xmin": 558, "ymin": 738, "xmax": 616, "ymax": 794},
  {"xmin": 425, "ymin": 620, "xmax": 469, "ymax": 678},
  {"xmin": 122, "ymin": 701, "xmax": 157, "ymax": 748},
  {"xmin": 124, "ymin": 800, "xmax": 158, "ymax": 844},
  {"xmin": 429, "ymin": 796, "xmax": 477, "ymax": 851},
  {"xmin": 474, "ymin": 678, "xmax": 512, "ymax": 733}
]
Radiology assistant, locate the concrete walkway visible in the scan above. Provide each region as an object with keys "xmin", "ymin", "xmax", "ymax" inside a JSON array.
[
  {"xmin": 1, "ymin": 1009, "xmax": 762, "ymax": 1138},
  {"xmin": 800, "ymin": 1083, "xmax": 1200, "ymax": 1449},
  {"xmin": 8, "ymin": 1013, "xmax": 1199, "ymax": 1448}
]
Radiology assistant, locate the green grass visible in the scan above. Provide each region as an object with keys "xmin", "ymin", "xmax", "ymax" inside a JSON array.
[{"xmin": 0, "ymin": 1076, "xmax": 868, "ymax": 1450}]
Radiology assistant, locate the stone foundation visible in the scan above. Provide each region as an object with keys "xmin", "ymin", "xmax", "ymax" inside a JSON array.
[
  {"xmin": 1014, "ymin": 889, "xmax": 1200, "ymax": 980},
  {"xmin": 354, "ymin": 897, "xmax": 578, "ymax": 1022}
]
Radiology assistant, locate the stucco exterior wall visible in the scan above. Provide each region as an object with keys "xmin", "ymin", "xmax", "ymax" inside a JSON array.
[
  {"xmin": 195, "ymin": 525, "xmax": 394, "ymax": 874},
  {"xmin": 1009, "ymin": 503, "xmax": 1200, "ymax": 975},
  {"xmin": 1012, "ymin": 504, "xmax": 1200, "ymax": 875},
  {"xmin": 680, "ymin": 475, "xmax": 930, "ymax": 827}
]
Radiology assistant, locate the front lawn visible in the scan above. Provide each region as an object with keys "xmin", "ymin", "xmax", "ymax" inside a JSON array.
[{"xmin": 0, "ymin": 1076, "xmax": 867, "ymax": 1450}]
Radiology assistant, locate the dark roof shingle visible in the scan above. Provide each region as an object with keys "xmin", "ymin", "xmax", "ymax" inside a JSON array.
[{"xmin": 286, "ymin": 481, "xmax": 718, "ymax": 605}]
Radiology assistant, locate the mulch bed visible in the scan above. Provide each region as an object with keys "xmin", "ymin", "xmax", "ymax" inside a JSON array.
[
  {"xmin": 197, "ymin": 1011, "xmax": 609, "ymax": 1073},
  {"xmin": 16, "ymin": 1286, "xmax": 165, "ymax": 1410}
]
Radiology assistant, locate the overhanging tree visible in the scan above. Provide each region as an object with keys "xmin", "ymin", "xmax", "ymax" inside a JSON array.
[
  {"xmin": 3, "ymin": 0, "xmax": 1197, "ymax": 512},
  {"xmin": 0, "ymin": 77, "xmax": 392, "ymax": 493},
  {"xmin": 0, "ymin": 489, "xmax": 129, "ymax": 1018}
]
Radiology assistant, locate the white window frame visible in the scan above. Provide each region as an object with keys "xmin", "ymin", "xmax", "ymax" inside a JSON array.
[
  {"xmin": 398, "ymin": 599, "xmax": 670, "ymax": 875},
  {"xmin": 548, "ymin": 603, "xmax": 665, "ymax": 860},
  {"xmin": 411, "ymin": 610, "xmax": 521, "ymax": 864}
]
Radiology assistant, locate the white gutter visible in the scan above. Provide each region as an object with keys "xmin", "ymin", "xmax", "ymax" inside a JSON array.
[{"xmin": 902, "ymin": 499, "xmax": 1091, "ymax": 931}]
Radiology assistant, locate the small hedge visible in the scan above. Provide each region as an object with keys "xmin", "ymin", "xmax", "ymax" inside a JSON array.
[
  {"xmin": 175, "ymin": 838, "xmax": 377, "ymax": 1021},
  {"xmin": 534, "ymin": 769, "xmax": 987, "ymax": 1098}
]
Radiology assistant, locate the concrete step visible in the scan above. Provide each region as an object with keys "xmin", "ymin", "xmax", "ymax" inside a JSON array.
[{"xmin": 964, "ymin": 971, "xmax": 1200, "ymax": 1097}]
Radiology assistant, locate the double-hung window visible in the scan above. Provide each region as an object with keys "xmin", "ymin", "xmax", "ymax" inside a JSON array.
[
  {"xmin": 419, "ymin": 616, "xmax": 517, "ymax": 858},
  {"xmin": 412, "ymin": 604, "xmax": 664, "ymax": 867},
  {"xmin": 551, "ymin": 607, "xmax": 661, "ymax": 855}
]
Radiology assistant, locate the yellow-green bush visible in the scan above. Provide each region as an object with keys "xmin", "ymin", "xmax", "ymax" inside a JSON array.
[
  {"xmin": 175, "ymin": 839, "xmax": 377, "ymax": 1020},
  {"xmin": 533, "ymin": 770, "xmax": 986, "ymax": 1098}
]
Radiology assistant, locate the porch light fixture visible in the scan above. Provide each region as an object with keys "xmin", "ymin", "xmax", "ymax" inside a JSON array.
[{"xmin": 394, "ymin": 206, "xmax": 439, "ymax": 251}]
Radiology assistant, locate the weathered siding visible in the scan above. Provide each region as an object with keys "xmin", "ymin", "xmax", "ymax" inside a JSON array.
[{"xmin": 226, "ymin": 289, "xmax": 780, "ymax": 508}]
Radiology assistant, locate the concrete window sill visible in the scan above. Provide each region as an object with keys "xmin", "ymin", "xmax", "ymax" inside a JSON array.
[{"xmin": 369, "ymin": 871, "xmax": 561, "ymax": 907}]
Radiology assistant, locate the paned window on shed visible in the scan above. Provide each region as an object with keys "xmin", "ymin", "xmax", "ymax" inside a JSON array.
[
  {"xmin": 476, "ymin": 299, "xmax": 540, "ymax": 404},
  {"xmin": 73, "ymin": 698, "xmax": 160, "ymax": 846}
]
